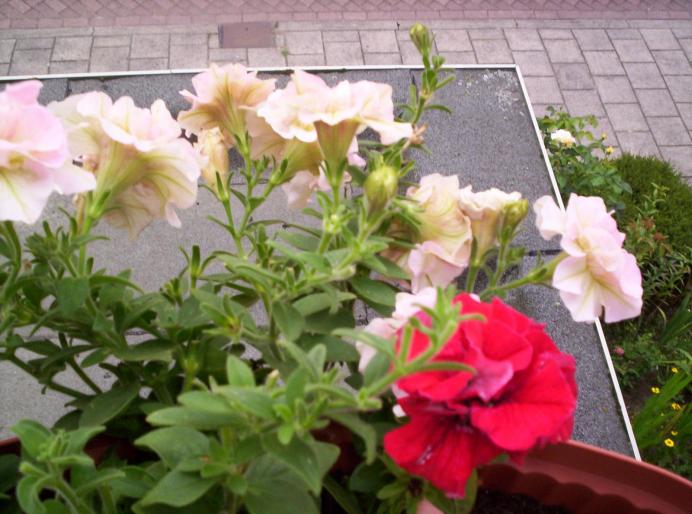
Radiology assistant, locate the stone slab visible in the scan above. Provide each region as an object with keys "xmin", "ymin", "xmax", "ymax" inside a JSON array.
[{"xmin": 0, "ymin": 68, "xmax": 634, "ymax": 457}]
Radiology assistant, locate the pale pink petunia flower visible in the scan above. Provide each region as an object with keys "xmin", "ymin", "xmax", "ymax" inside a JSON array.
[
  {"xmin": 534, "ymin": 194, "xmax": 643, "ymax": 323},
  {"xmin": 0, "ymin": 80, "xmax": 95, "ymax": 224}
]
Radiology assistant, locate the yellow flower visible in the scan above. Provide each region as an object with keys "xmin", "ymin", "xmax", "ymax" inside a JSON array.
[
  {"xmin": 671, "ymin": 367, "xmax": 678, "ymax": 374},
  {"xmin": 664, "ymin": 438, "xmax": 674, "ymax": 448},
  {"xmin": 605, "ymin": 146, "xmax": 614, "ymax": 155},
  {"xmin": 601, "ymin": 132, "xmax": 607, "ymax": 140},
  {"xmin": 651, "ymin": 386, "xmax": 660, "ymax": 394},
  {"xmin": 671, "ymin": 403, "xmax": 682, "ymax": 411},
  {"xmin": 671, "ymin": 431, "xmax": 678, "ymax": 436}
]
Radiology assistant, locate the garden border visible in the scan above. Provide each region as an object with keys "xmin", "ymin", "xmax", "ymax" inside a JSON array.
[{"xmin": 0, "ymin": 64, "xmax": 641, "ymax": 459}]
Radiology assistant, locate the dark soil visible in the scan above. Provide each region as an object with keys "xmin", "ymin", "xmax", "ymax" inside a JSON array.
[{"xmin": 471, "ymin": 488, "xmax": 574, "ymax": 514}]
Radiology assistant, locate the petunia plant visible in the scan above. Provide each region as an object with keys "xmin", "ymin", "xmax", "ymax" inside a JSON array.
[{"xmin": 0, "ymin": 24, "xmax": 642, "ymax": 514}]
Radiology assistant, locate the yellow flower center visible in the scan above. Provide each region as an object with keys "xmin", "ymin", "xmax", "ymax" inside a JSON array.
[
  {"xmin": 651, "ymin": 386, "xmax": 660, "ymax": 394},
  {"xmin": 664, "ymin": 438, "xmax": 674, "ymax": 447}
]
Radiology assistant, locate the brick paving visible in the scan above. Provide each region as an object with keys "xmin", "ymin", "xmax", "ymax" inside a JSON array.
[{"xmin": 1, "ymin": 17, "xmax": 692, "ymax": 178}]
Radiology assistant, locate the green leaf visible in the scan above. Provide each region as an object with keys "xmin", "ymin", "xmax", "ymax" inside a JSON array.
[
  {"xmin": 44, "ymin": 500, "xmax": 69, "ymax": 514},
  {"xmin": 333, "ymin": 328, "xmax": 395, "ymax": 358},
  {"xmin": 226, "ymin": 355, "xmax": 255, "ymax": 387},
  {"xmin": 271, "ymin": 301, "xmax": 304, "ymax": 342},
  {"xmin": 215, "ymin": 387, "xmax": 275, "ymax": 420},
  {"xmin": 56, "ymin": 277, "xmax": 89, "ymax": 316},
  {"xmin": 323, "ymin": 475, "xmax": 364, "ymax": 514},
  {"xmin": 351, "ymin": 276, "xmax": 396, "ymax": 313},
  {"xmin": 261, "ymin": 434, "xmax": 322, "ymax": 494},
  {"xmin": 139, "ymin": 470, "xmax": 216, "ymax": 507},
  {"xmin": 65, "ymin": 425, "xmax": 105, "ymax": 454},
  {"xmin": 147, "ymin": 406, "xmax": 244, "ymax": 430},
  {"xmin": 327, "ymin": 412, "xmax": 376, "ymax": 464},
  {"xmin": 136, "ymin": 427, "xmax": 209, "ymax": 469},
  {"xmin": 244, "ymin": 456, "xmax": 318, "ymax": 514},
  {"xmin": 293, "ymin": 292, "xmax": 355, "ymax": 317},
  {"xmin": 361, "ymin": 255, "xmax": 410, "ymax": 281},
  {"xmin": 79, "ymin": 382, "xmax": 140, "ymax": 427},
  {"xmin": 364, "ymin": 352, "xmax": 391, "ymax": 387},
  {"xmin": 16, "ymin": 476, "xmax": 45, "ymax": 514},
  {"xmin": 304, "ymin": 308, "xmax": 354, "ymax": 334},
  {"xmin": 348, "ymin": 460, "xmax": 389, "ymax": 493},
  {"xmin": 110, "ymin": 466, "xmax": 156, "ymax": 499},
  {"xmin": 74, "ymin": 468, "xmax": 125, "ymax": 495},
  {"xmin": 0, "ymin": 455, "xmax": 20, "ymax": 494},
  {"xmin": 11, "ymin": 420, "xmax": 51, "ymax": 459},
  {"xmin": 116, "ymin": 340, "xmax": 173, "ymax": 362},
  {"xmin": 278, "ymin": 232, "xmax": 320, "ymax": 252}
]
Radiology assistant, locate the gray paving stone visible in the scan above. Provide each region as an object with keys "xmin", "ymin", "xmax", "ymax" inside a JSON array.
[
  {"xmin": 324, "ymin": 42, "xmax": 363, "ymax": 65},
  {"xmin": 677, "ymin": 103, "xmax": 692, "ymax": 131},
  {"xmin": 605, "ymin": 103, "xmax": 648, "ymax": 131},
  {"xmin": 616, "ymin": 131, "xmax": 660, "ymax": 156},
  {"xmin": 399, "ymin": 41, "xmax": 422, "ymax": 65},
  {"xmin": 680, "ymin": 39, "xmax": 692, "ymax": 61},
  {"xmin": 652, "ymin": 50, "xmax": 692, "ymax": 76},
  {"xmin": 170, "ymin": 44, "xmax": 207, "ymax": 69},
  {"xmin": 52, "ymin": 36, "xmax": 92, "ymax": 61},
  {"xmin": 595, "ymin": 117, "xmax": 619, "ymax": 148},
  {"xmin": 170, "ymin": 33, "xmax": 207, "ymax": 46},
  {"xmin": 513, "ymin": 51, "xmax": 553, "ymax": 76},
  {"xmin": 93, "ymin": 36, "xmax": 130, "ymax": 47},
  {"xmin": 49, "ymin": 60, "xmax": 89, "ymax": 74},
  {"xmin": 469, "ymin": 29, "xmax": 504, "ymax": 40},
  {"xmin": 574, "ymin": 29, "xmax": 613, "ymax": 51},
  {"xmin": 9, "ymin": 49, "xmax": 50, "ymax": 75},
  {"xmin": 433, "ymin": 29, "xmax": 472, "ymax": 52},
  {"xmin": 665, "ymin": 75, "xmax": 692, "ymax": 102},
  {"xmin": 128, "ymin": 58, "xmax": 168, "ymax": 71},
  {"xmin": 248, "ymin": 47, "xmax": 286, "ymax": 67},
  {"xmin": 360, "ymin": 31, "xmax": 398, "ymax": 54},
  {"xmin": 640, "ymin": 29, "xmax": 680, "ymax": 51},
  {"xmin": 624, "ymin": 62, "xmax": 666, "ymax": 88},
  {"xmin": 472, "ymin": 39, "xmax": 512, "ymax": 64},
  {"xmin": 594, "ymin": 76, "xmax": 635, "ymax": 103},
  {"xmin": 544, "ymin": 39, "xmax": 583, "ymax": 63},
  {"xmin": 323, "ymin": 31, "xmax": 359, "ymax": 43},
  {"xmin": 131, "ymin": 34, "xmax": 169, "ymax": 59},
  {"xmin": 15, "ymin": 38, "xmax": 53, "ymax": 50},
  {"xmin": 539, "ymin": 29, "xmax": 572, "ymax": 39},
  {"xmin": 660, "ymin": 146, "xmax": 692, "ymax": 175},
  {"xmin": 209, "ymin": 48, "xmax": 247, "ymax": 64},
  {"xmin": 364, "ymin": 52, "xmax": 402, "ymax": 65},
  {"xmin": 563, "ymin": 89, "xmax": 604, "ymax": 117},
  {"xmin": 635, "ymin": 89, "xmax": 678, "ymax": 117},
  {"xmin": 612, "ymin": 39, "xmax": 653, "ymax": 63},
  {"xmin": 0, "ymin": 63, "xmax": 8, "ymax": 76},
  {"xmin": 607, "ymin": 29, "xmax": 642, "ymax": 40},
  {"xmin": 209, "ymin": 33, "xmax": 219, "ymax": 49},
  {"xmin": 553, "ymin": 63, "xmax": 594, "ymax": 90},
  {"xmin": 505, "ymin": 29, "xmax": 542, "ymax": 51},
  {"xmin": 90, "ymin": 46, "xmax": 129, "ymax": 72},
  {"xmin": 286, "ymin": 31, "xmax": 324, "ymax": 55},
  {"xmin": 673, "ymin": 28, "xmax": 692, "ymax": 38},
  {"xmin": 438, "ymin": 51, "xmax": 476, "ymax": 64},
  {"xmin": 648, "ymin": 116, "xmax": 691, "ymax": 146},
  {"xmin": 584, "ymin": 51, "xmax": 625, "ymax": 75},
  {"xmin": 287, "ymin": 54, "xmax": 325, "ymax": 66},
  {"xmin": 0, "ymin": 40, "xmax": 15, "ymax": 63},
  {"xmin": 524, "ymin": 76, "xmax": 563, "ymax": 104},
  {"xmin": 532, "ymin": 104, "xmax": 564, "ymax": 118}
]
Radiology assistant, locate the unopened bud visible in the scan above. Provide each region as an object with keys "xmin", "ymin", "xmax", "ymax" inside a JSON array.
[
  {"xmin": 409, "ymin": 23, "xmax": 432, "ymax": 57},
  {"xmin": 364, "ymin": 165, "xmax": 398, "ymax": 214},
  {"xmin": 502, "ymin": 199, "xmax": 529, "ymax": 232},
  {"xmin": 197, "ymin": 128, "xmax": 230, "ymax": 194}
]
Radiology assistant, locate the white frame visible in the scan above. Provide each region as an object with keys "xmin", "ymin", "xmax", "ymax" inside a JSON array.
[{"xmin": 0, "ymin": 63, "xmax": 641, "ymax": 459}]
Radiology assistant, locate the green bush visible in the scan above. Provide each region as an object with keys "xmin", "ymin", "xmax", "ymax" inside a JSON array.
[{"xmin": 616, "ymin": 154, "xmax": 692, "ymax": 252}]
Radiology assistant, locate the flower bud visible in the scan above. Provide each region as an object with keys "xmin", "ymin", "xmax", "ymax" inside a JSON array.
[
  {"xmin": 364, "ymin": 165, "xmax": 398, "ymax": 214},
  {"xmin": 409, "ymin": 24, "xmax": 432, "ymax": 57},
  {"xmin": 502, "ymin": 198, "xmax": 529, "ymax": 232},
  {"xmin": 197, "ymin": 127, "xmax": 230, "ymax": 194}
]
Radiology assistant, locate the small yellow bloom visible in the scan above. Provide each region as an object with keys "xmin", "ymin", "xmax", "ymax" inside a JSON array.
[
  {"xmin": 605, "ymin": 146, "xmax": 614, "ymax": 155},
  {"xmin": 671, "ymin": 431, "xmax": 678, "ymax": 436},
  {"xmin": 601, "ymin": 132, "xmax": 607, "ymax": 140},
  {"xmin": 671, "ymin": 403, "xmax": 682, "ymax": 411},
  {"xmin": 651, "ymin": 386, "xmax": 660, "ymax": 394},
  {"xmin": 664, "ymin": 438, "xmax": 674, "ymax": 447},
  {"xmin": 671, "ymin": 367, "xmax": 678, "ymax": 373}
]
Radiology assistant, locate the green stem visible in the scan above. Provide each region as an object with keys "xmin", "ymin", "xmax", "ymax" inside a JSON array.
[
  {"xmin": 54, "ymin": 478, "xmax": 95, "ymax": 514},
  {"xmin": 67, "ymin": 357, "xmax": 102, "ymax": 394},
  {"xmin": 480, "ymin": 253, "xmax": 567, "ymax": 301},
  {"xmin": 3, "ymin": 353, "xmax": 88, "ymax": 399}
]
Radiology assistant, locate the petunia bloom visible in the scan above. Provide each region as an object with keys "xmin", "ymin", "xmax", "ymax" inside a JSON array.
[
  {"xmin": 533, "ymin": 194, "xmax": 643, "ymax": 323},
  {"xmin": 384, "ymin": 294, "xmax": 577, "ymax": 498},
  {"xmin": 458, "ymin": 186, "xmax": 522, "ymax": 257},
  {"xmin": 179, "ymin": 63, "xmax": 276, "ymax": 144},
  {"xmin": 0, "ymin": 81, "xmax": 95, "ymax": 224},
  {"xmin": 50, "ymin": 92, "xmax": 201, "ymax": 238},
  {"xmin": 550, "ymin": 129, "xmax": 576, "ymax": 147}
]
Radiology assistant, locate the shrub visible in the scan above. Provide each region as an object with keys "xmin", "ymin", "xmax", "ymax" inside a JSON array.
[{"xmin": 616, "ymin": 154, "xmax": 692, "ymax": 252}]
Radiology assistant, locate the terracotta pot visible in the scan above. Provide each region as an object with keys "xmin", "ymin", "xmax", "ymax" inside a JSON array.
[{"xmin": 479, "ymin": 439, "xmax": 692, "ymax": 514}]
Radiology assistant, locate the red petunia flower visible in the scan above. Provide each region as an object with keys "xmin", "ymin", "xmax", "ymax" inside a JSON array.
[{"xmin": 383, "ymin": 294, "xmax": 577, "ymax": 498}]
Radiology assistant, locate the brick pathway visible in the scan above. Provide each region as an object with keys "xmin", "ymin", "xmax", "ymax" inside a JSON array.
[
  {"xmin": 1, "ymin": 18, "xmax": 692, "ymax": 178},
  {"xmin": 1, "ymin": 1, "xmax": 691, "ymax": 29}
]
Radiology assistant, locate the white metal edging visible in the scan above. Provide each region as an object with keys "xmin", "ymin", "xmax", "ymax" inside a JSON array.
[
  {"xmin": 0, "ymin": 62, "xmax": 641, "ymax": 458},
  {"xmin": 515, "ymin": 65, "xmax": 642, "ymax": 460}
]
